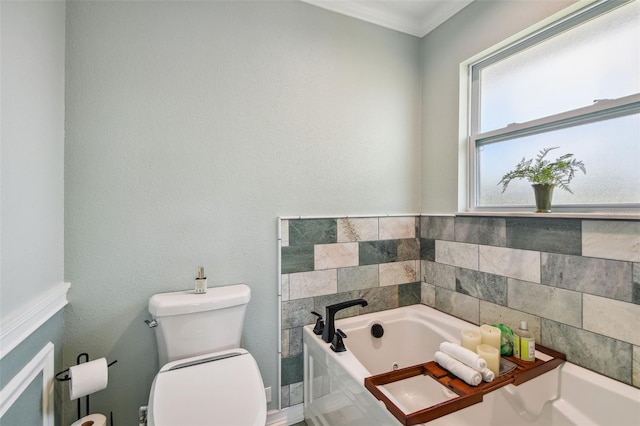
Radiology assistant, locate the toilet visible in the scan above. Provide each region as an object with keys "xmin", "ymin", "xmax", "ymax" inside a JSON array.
[{"xmin": 146, "ymin": 284, "xmax": 266, "ymax": 426}]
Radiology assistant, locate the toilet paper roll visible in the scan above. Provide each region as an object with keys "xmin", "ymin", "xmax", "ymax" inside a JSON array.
[
  {"xmin": 69, "ymin": 358, "xmax": 108, "ymax": 400},
  {"xmin": 70, "ymin": 413, "xmax": 107, "ymax": 426}
]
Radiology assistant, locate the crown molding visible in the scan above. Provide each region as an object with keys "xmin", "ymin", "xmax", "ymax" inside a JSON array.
[
  {"xmin": 417, "ymin": 1, "xmax": 473, "ymax": 36},
  {"xmin": 301, "ymin": 0, "xmax": 473, "ymax": 37}
]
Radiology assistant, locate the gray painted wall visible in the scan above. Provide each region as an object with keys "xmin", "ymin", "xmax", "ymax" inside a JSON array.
[
  {"xmin": 1, "ymin": 1, "xmax": 65, "ymax": 424},
  {"xmin": 63, "ymin": 0, "xmax": 629, "ymax": 424},
  {"xmin": 1, "ymin": 0, "xmax": 65, "ymax": 332},
  {"xmin": 64, "ymin": 1, "xmax": 420, "ymax": 422}
]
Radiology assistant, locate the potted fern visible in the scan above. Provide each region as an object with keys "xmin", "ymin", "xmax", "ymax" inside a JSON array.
[{"xmin": 498, "ymin": 147, "xmax": 586, "ymax": 212}]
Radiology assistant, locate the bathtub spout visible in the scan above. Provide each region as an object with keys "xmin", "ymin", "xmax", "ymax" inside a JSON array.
[{"xmin": 322, "ymin": 298, "xmax": 368, "ymax": 343}]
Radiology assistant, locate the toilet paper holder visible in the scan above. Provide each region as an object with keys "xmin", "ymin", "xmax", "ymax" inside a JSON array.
[{"xmin": 55, "ymin": 353, "xmax": 117, "ymax": 422}]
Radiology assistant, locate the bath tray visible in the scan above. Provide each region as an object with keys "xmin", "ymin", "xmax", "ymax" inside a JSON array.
[{"xmin": 364, "ymin": 344, "xmax": 565, "ymax": 426}]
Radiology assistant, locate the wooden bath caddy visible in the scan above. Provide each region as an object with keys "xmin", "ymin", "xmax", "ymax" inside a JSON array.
[{"xmin": 364, "ymin": 344, "xmax": 565, "ymax": 426}]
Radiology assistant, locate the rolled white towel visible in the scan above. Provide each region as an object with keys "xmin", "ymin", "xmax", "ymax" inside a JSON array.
[
  {"xmin": 439, "ymin": 341, "xmax": 487, "ymax": 372},
  {"xmin": 434, "ymin": 351, "xmax": 482, "ymax": 386},
  {"xmin": 481, "ymin": 367, "xmax": 495, "ymax": 382}
]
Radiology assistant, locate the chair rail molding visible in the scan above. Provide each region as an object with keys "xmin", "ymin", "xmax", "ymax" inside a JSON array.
[{"xmin": 0, "ymin": 282, "xmax": 70, "ymax": 360}]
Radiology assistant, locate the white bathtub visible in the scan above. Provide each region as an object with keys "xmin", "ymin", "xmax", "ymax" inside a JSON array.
[{"xmin": 303, "ymin": 304, "xmax": 640, "ymax": 426}]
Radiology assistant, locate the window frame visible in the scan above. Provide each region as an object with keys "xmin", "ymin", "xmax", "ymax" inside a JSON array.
[{"xmin": 464, "ymin": 0, "xmax": 640, "ymax": 213}]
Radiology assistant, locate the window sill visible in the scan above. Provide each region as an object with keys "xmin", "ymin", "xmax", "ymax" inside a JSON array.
[{"xmin": 456, "ymin": 211, "xmax": 640, "ymax": 220}]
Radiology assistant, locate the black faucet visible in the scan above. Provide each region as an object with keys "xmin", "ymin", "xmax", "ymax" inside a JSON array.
[{"xmin": 322, "ymin": 298, "xmax": 368, "ymax": 343}]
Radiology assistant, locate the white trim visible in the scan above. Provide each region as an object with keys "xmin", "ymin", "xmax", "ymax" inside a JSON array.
[
  {"xmin": 278, "ymin": 213, "xmax": 420, "ymax": 221},
  {"xmin": 416, "ymin": 1, "xmax": 472, "ymax": 37},
  {"xmin": 456, "ymin": 211, "xmax": 640, "ymax": 220},
  {"xmin": 473, "ymin": 94, "xmax": 640, "ymax": 143},
  {"xmin": 0, "ymin": 342, "xmax": 55, "ymax": 425},
  {"xmin": 0, "ymin": 282, "xmax": 70, "ymax": 360},
  {"xmin": 301, "ymin": 0, "xmax": 423, "ymax": 37},
  {"xmin": 266, "ymin": 404, "xmax": 304, "ymax": 426},
  {"xmin": 300, "ymin": 0, "xmax": 472, "ymax": 37}
]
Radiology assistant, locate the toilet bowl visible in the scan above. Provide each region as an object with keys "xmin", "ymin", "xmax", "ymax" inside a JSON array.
[
  {"xmin": 145, "ymin": 284, "xmax": 266, "ymax": 425},
  {"xmin": 147, "ymin": 349, "xmax": 266, "ymax": 426}
]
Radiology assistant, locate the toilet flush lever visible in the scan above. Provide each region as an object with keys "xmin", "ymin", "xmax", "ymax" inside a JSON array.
[{"xmin": 145, "ymin": 319, "xmax": 158, "ymax": 328}]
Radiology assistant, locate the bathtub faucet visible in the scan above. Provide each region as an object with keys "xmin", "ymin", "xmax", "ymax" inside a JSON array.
[{"xmin": 322, "ymin": 298, "xmax": 368, "ymax": 343}]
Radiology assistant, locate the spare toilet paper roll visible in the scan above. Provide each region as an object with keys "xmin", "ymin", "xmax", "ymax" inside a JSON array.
[
  {"xmin": 439, "ymin": 341, "xmax": 487, "ymax": 372},
  {"xmin": 434, "ymin": 351, "xmax": 482, "ymax": 386},
  {"xmin": 70, "ymin": 413, "xmax": 107, "ymax": 426},
  {"xmin": 69, "ymin": 358, "xmax": 108, "ymax": 400}
]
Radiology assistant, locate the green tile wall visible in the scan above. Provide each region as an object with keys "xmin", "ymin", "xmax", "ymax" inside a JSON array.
[
  {"xmin": 421, "ymin": 215, "xmax": 640, "ymax": 389},
  {"xmin": 278, "ymin": 214, "xmax": 640, "ymax": 409},
  {"xmin": 279, "ymin": 216, "xmax": 420, "ymax": 407}
]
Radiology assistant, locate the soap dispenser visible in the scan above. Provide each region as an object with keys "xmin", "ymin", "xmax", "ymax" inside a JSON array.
[{"xmin": 514, "ymin": 321, "xmax": 535, "ymax": 362}]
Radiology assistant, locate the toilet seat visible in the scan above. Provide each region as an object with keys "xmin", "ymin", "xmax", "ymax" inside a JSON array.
[{"xmin": 148, "ymin": 349, "xmax": 266, "ymax": 426}]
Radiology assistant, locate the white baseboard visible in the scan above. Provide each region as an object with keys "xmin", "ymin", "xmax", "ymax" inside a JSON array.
[
  {"xmin": 266, "ymin": 404, "xmax": 304, "ymax": 426},
  {"xmin": 0, "ymin": 342, "xmax": 55, "ymax": 425},
  {"xmin": 0, "ymin": 282, "xmax": 70, "ymax": 360}
]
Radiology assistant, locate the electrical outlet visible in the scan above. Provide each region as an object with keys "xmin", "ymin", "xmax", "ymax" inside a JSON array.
[{"xmin": 265, "ymin": 386, "xmax": 272, "ymax": 403}]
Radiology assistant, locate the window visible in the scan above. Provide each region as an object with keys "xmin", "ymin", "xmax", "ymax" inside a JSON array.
[{"xmin": 468, "ymin": 0, "xmax": 640, "ymax": 211}]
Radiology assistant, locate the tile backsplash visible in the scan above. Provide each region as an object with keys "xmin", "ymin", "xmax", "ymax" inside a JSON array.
[
  {"xmin": 420, "ymin": 215, "xmax": 639, "ymax": 390},
  {"xmin": 278, "ymin": 214, "xmax": 640, "ymax": 409},
  {"xmin": 279, "ymin": 216, "xmax": 421, "ymax": 407}
]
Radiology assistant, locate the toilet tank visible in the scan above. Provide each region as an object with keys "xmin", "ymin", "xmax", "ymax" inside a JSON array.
[{"xmin": 149, "ymin": 284, "xmax": 250, "ymax": 367}]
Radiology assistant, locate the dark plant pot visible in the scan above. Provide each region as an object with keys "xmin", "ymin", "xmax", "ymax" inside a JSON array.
[{"xmin": 532, "ymin": 184, "xmax": 555, "ymax": 213}]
